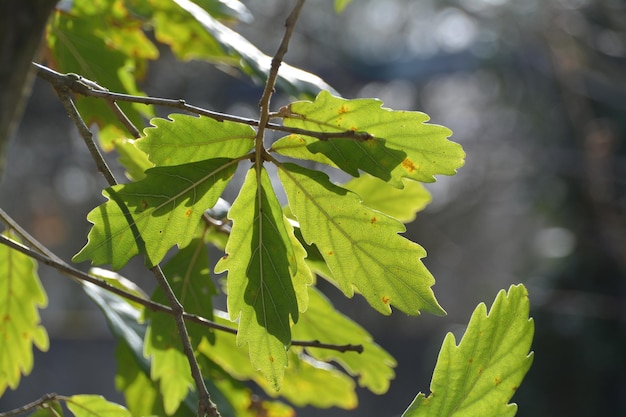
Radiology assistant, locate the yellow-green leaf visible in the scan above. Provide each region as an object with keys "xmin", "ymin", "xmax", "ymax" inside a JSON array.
[
  {"xmin": 403, "ymin": 285, "xmax": 534, "ymax": 417},
  {"xmin": 136, "ymin": 114, "xmax": 256, "ymax": 167},
  {"xmin": 278, "ymin": 163, "xmax": 444, "ymax": 316},
  {"xmin": 273, "ymin": 91, "xmax": 464, "ymax": 187},
  {"xmin": 342, "ymin": 173, "xmax": 431, "ymax": 223},
  {"xmin": 0, "ymin": 231, "xmax": 49, "ymax": 396},
  {"xmin": 198, "ymin": 316, "xmax": 357, "ymax": 409},
  {"xmin": 215, "ymin": 167, "xmax": 311, "ymax": 389},
  {"xmin": 73, "ymin": 158, "xmax": 238, "ymax": 269},
  {"xmin": 66, "ymin": 395, "xmax": 131, "ymax": 417},
  {"xmin": 292, "ymin": 287, "xmax": 397, "ymax": 394}
]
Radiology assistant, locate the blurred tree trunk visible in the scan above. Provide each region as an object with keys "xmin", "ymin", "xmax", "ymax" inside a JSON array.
[{"xmin": 0, "ymin": 0, "xmax": 58, "ymax": 179}]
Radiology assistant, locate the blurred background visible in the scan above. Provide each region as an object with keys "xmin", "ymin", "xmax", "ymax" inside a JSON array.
[{"xmin": 1, "ymin": 0, "xmax": 626, "ymax": 416}]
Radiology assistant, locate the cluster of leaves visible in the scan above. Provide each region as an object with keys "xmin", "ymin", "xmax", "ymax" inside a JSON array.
[{"xmin": 0, "ymin": 1, "xmax": 534, "ymax": 417}]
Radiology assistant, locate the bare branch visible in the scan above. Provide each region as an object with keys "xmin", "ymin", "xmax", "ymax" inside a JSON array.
[
  {"xmin": 0, "ymin": 233, "xmax": 364, "ymax": 355},
  {"xmin": 33, "ymin": 63, "xmax": 372, "ymax": 142},
  {"xmin": 0, "ymin": 393, "xmax": 60, "ymax": 417}
]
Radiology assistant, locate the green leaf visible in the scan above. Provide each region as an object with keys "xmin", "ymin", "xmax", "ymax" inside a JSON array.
[
  {"xmin": 136, "ymin": 114, "xmax": 256, "ymax": 166},
  {"xmin": 169, "ymin": 0, "xmax": 338, "ymax": 98},
  {"xmin": 198, "ymin": 318, "xmax": 357, "ymax": 409},
  {"xmin": 114, "ymin": 139, "xmax": 153, "ymax": 181},
  {"xmin": 403, "ymin": 284, "xmax": 534, "ymax": 417},
  {"xmin": 143, "ymin": 237, "xmax": 216, "ymax": 415},
  {"xmin": 29, "ymin": 400, "xmax": 63, "ymax": 417},
  {"xmin": 73, "ymin": 158, "xmax": 238, "ymax": 269},
  {"xmin": 144, "ymin": 322, "xmax": 193, "ymax": 416},
  {"xmin": 215, "ymin": 167, "xmax": 311, "ymax": 390},
  {"xmin": 335, "ymin": 0, "xmax": 353, "ymax": 13},
  {"xmin": 47, "ymin": 0, "xmax": 157, "ymax": 150},
  {"xmin": 292, "ymin": 287, "xmax": 396, "ymax": 394},
  {"xmin": 271, "ymin": 351, "xmax": 357, "ymax": 409},
  {"xmin": 0, "ymin": 231, "xmax": 49, "ymax": 396},
  {"xmin": 88, "ymin": 267, "xmax": 148, "ymax": 312},
  {"xmin": 273, "ymin": 91, "xmax": 465, "ymax": 187},
  {"xmin": 278, "ymin": 162, "xmax": 444, "ymax": 316},
  {"xmin": 342, "ymin": 173, "xmax": 431, "ymax": 223},
  {"xmin": 115, "ymin": 341, "xmax": 166, "ymax": 417},
  {"xmin": 197, "ymin": 354, "xmax": 294, "ymax": 417},
  {"xmin": 66, "ymin": 395, "xmax": 131, "ymax": 417},
  {"xmin": 81, "ymin": 282, "xmax": 146, "ymax": 366}
]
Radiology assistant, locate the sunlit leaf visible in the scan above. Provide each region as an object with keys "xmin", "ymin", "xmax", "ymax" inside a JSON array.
[
  {"xmin": 278, "ymin": 163, "xmax": 444, "ymax": 316},
  {"xmin": 115, "ymin": 341, "xmax": 169, "ymax": 417},
  {"xmin": 342, "ymin": 174, "xmax": 431, "ymax": 223},
  {"xmin": 143, "ymin": 237, "xmax": 216, "ymax": 415},
  {"xmin": 0, "ymin": 231, "xmax": 49, "ymax": 397},
  {"xmin": 144, "ymin": 322, "xmax": 193, "ymax": 416},
  {"xmin": 292, "ymin": 287, "xmax": 396, "ymax": 394},
  {"xmin": 198, "ymin": 354, "xmax": 294, "ymax": 417},
  {"xmin": 88, "ymin": 267, "xmax": 148, "ymax": 311},
  {"xmin": 136, "ymin": 114, "xmax": 255, "ymax": 166},
  {"xmin": 66, "ymin": 395, "xmax": 131, "ymax": 417},
  {"xmin": 198, "ymin": 317, "xmax": 357, "ymax": 409},
  {"xmin": 169, "ymin": 0, "xmax": 338, "ymax": 98},
  {"xmin": 46, "ymin": 0, "xmax": 157, "ymax": 150},
  {"xmin": 403, "ymin": 284, "xmax": 534, "ymax": 417},
  {"xmin": 73, "ymin": 158, "xmax": 238, "ymax": 269},
  {"xmin": 114, "ymin": 138, "xmax": 153, "ymax": 181},
  {"xmin": 215, "ymin": 167, "xmax": 310, "ymax": 389},
  {"xmin": 273, "ymin": 91, "xmax": 464, "ymax": 187}
]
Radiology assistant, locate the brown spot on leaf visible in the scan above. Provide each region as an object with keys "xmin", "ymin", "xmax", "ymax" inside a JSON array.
[
  {"xmin": 382, "ymin": 295, "xmax": 390, "ymax": 304},
  {"xmin": 140, "ymin": 199, "xmax": 149, "ymax": 211},
  {"xmin": 402, "ymin": 158, "xmax": 416, "ymax": 173},
  {"xmin": 269, "ymin": 356, "xmax": 275, "ymax": 363},
  {"xmin": 371, "ymin": 217, "xmax": 377, "ymax": 224},
  {"xmin": 185, "ymin": 208, "xmax": 193, "ymax": 217},
  {"xmin": 338, "ymin": 105, "xmax": 349, "ymax": 114},
  {"xmin": 350, "ymin": 126, "xmax": 358, "ymax": 131},
  {"xmin": 328, "ymin": 251, "xmax": 333, "ymax": 255},
  {"xmin": 494, "ymin": 377, "xmax": 501, "ymax": 385}
]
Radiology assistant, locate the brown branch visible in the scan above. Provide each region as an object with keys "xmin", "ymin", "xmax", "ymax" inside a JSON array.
[
  {"xmin": 0, "ymin": 393, "xmax": 60, "ymax": 417},
  {"xmin": 31, "ymin": 69, "xmax": 219, "ymax": 417},
  {"xmin": 0, "ymin": 233, "xmax": 364, "ymax": 355},
  {"xmin": 33, "ymin": 63, "xmax": 372, "ymax": 142}
]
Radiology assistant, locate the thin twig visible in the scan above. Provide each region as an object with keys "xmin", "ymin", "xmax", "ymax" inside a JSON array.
[
  {"xmin": 51, "ymin": 87, "xmax": 119, "ymax": 185},
  {"xmin": 0, "ymin": 393, "xmax": 60, "ymax": 417},
  {"xmin": 0, "ymin": 233, "xmax": 364, "ymax": 354},
  {"xmin": 256, "ymin": 0, "xmax": 307, "ymax": 151},
  {"xmin": 33, "ymin": 63, "xmax": 372, "ymax": 142},
  {"xmin": 41, "ymin": 73, "xmax": 220, "ymax": 417}
]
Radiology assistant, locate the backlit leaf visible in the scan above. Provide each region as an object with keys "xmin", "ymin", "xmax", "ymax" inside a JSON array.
[
  {"xmin": 66, "ymin": 395, "xmax": 131, "ymax": 417},
  {"xmin": 215, "ymin": 167, "xmax": 310, "ymax": 389},
  {"xmin": 198, "ymin": 317, "xmax": 357, "ymax": 409},
  {"xmin": 136, "ymin": 114, "xmax": 256, "ymax": 166},
  {"xmin": 0, "ymin": 231, "xmax": 49, "ymax": 396},
  {"xmin": 292, "ymin": 287, "xmax": 396, "ymax": 394},
  {"xmin": 73, "ymin": 158, "xmax": 238, "ymax": 269},
  {"xmin": 170, "ymin": 0, "xmax": 337, "ymax": 98},
  {"xmin": 46, "ymin": 0, "xmax": 156, "ymax": 149},
  {"xmin": 114, "ymin": 139, "xmax": 153, "ymax": 181},
  {"xmin": 278, "ymin": 163, "xmax": 444, "ymax": 316},
  {"xmin": 403, "ymin": 284, "xmax": 534, "ymax": 417},
  {"xmin": 342, "ymin": 173, "xmax": 431, "ymax": 223},
  {"xmin": 273, "ymin": 91, "xmax": 464, "ymax": 187},
  {"xmin": 143, "ymin": 237, "xmax": 215, "ymax": 415}
]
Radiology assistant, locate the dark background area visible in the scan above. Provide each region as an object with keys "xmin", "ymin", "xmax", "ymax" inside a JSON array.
[{"xmin": 1, "ymin": 0, "xmax": 626, "ymax": 416}]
